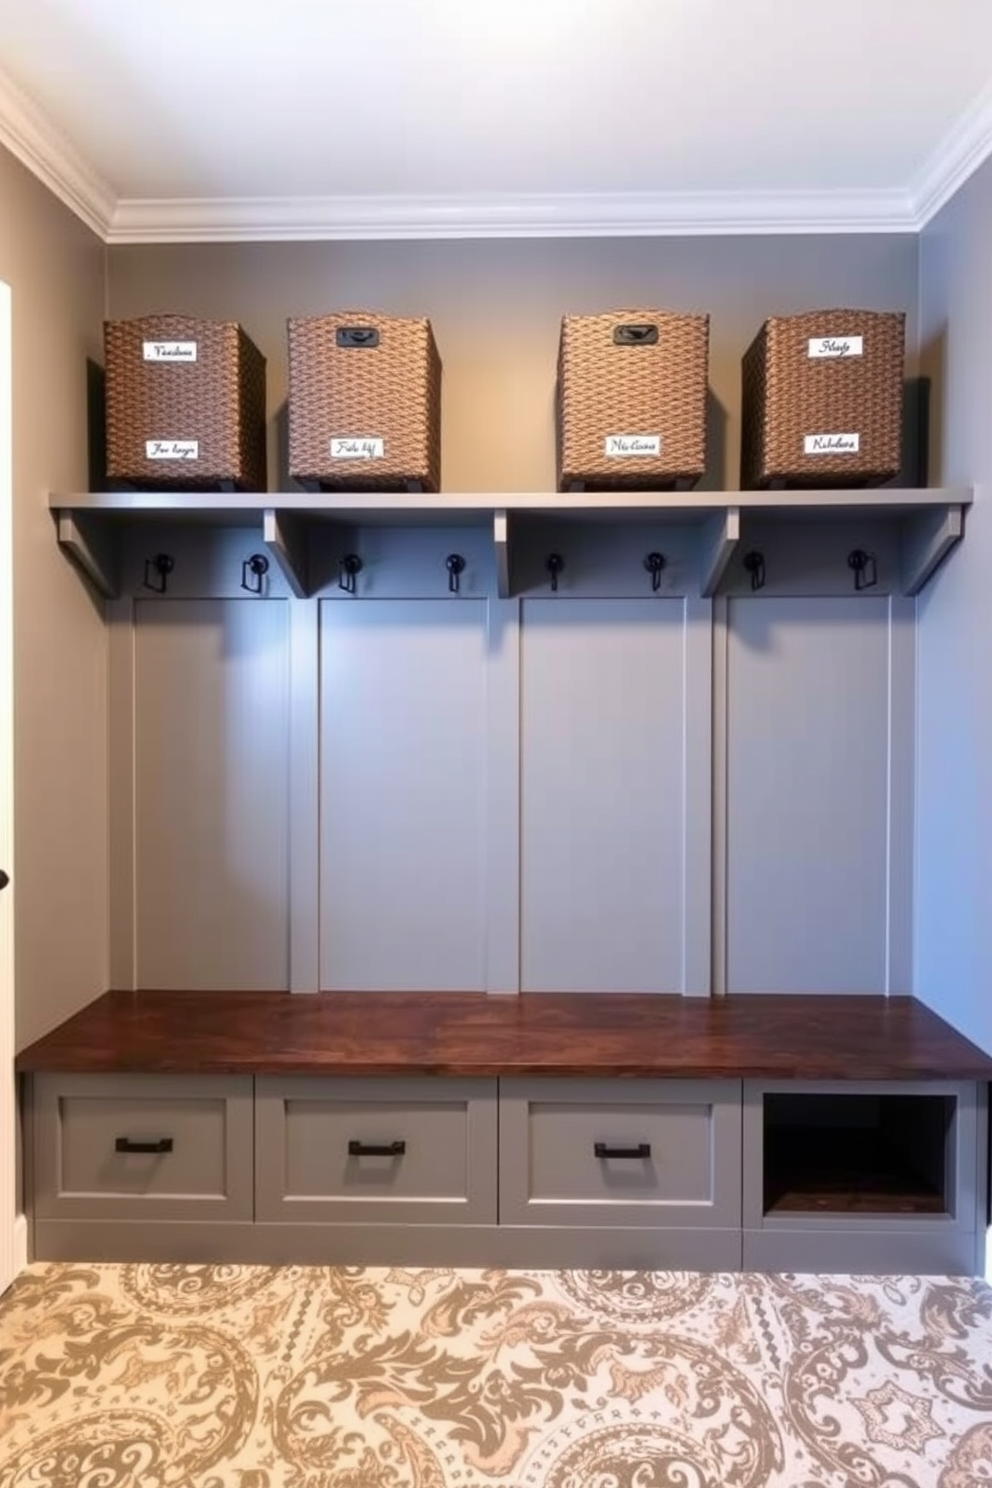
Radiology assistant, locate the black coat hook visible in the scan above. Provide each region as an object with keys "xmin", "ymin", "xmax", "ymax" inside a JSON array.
[
  {"xmin": 143, "ymin": 553, "xmax": 174, "ymax": 594},
  {"xmin": 241, "ymin": 554, "xmax": 269, "ymax": 595},
  {"xmin": 743, "ymin": 551, "xmax": 766, "ymax": 592},
  {"xmin": 339, "ymin": 554, "xmax": 363, "ymax": 594},
  {"xmin": 643, "ymin": 552, "xmax": 666, "ymax": 593},
  {"xmin": 848, "ymin": 549, "xmax": 878, "ymax": 591},
  {"xmin": 546, "ymin": 553, "xmax": 564, "ymax": 592},
  {"xmin": 446, "ymin": 554, "xmax": 466, "ymax": 594}
]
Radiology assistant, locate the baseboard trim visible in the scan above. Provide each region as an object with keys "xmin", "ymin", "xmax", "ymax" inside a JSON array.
[
  {"xmin": 12, "ymin": 1211, "xmax": 28, "ymax": 1273},
  {"xmin": 32, "ymin": 1219, "xmax": 742, "ymax": 1271}
]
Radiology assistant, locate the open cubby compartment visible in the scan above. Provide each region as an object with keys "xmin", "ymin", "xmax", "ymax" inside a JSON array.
[{"xmin": 760, "ymin": 1088, "xmax": 955, "ymax": 1217}]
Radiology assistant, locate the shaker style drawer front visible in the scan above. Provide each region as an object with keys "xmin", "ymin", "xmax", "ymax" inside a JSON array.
[
  {"xmin": 33, "ymin": 1073, "xmax": 254, "ymax": 1222},
  {"xmin": 499, "ymin": 1078, "xmax": 742, "ymax": 1228},
  {"xmin": 255, "ymin": 1076, "xmax": 497, "ymax": 1224}
]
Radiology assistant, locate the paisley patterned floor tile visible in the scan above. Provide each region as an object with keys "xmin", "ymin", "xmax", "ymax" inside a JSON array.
[{"xmin": 0, "ymin": 1265, "xmax": 990, "ymax": 1487}]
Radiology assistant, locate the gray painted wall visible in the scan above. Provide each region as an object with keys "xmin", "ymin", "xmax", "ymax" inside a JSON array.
[
  {"xmin": 0, "ymin": 145, "xmax": 109, "ymax": 1050},
  {"xmin": 918, "ymin": 155, "xmax": 992, "ymax": 1055}
]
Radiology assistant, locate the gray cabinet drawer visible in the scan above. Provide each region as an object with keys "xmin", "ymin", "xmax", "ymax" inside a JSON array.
[
  {"xmin": 499, "ymin": 1077, "xmax": 742, "ymax": 1228},
  {"xmin": 33, "ymin": 1073, "xmax": 254, "ymax": 1222},
  {"xmin": 255, "ymin": 1076, "xmax": 497, "ymax": 1224}
]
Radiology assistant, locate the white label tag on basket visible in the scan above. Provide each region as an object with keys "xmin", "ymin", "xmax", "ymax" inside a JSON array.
[
  {"xmin": 142, "ymin": 341, "xmax": 198, "ymax": 362},
  {"xmin": 808, "ymin": 336, "xmax": 863, "ymax": 359},
  {"xmin": 804, "ymin": 433, "xmax": 860, "ymax": 454},
  {"xmin": 604, "ymin": 434, "xmax": 661, "ymax": 457},
  {"xmin": 145, "ymin": 439, "xmax": 200, "ymax": 461},
  {"xmin": 330, "ymin": 437, "xmax": 385, "ymax": 460}
]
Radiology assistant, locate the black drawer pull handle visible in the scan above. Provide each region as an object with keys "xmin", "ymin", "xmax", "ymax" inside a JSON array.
[
  {"xmin": 594, "ymin": 1141, "xmax": 651, "ymax": 1160},
  {"xmin": 348, "ymin": 1139, "xmax": 406, "ymax": 1158},
  {"xmin": 115, "ymin": 1137, "xmax": 174, "ymax": 1155}
]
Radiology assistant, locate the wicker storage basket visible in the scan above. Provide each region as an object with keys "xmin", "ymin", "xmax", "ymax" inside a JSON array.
[
  {"xmin": 288, "ymin": 313, "xmax": 442, "ymax": 492},
  {"xmin": 740, "ymin": 309, "xmax": 905, "ymax": 488},
  {"xmin": 556, "ymin": 309, "xmax": 710, "ymax": 490},
  {"xmin": 104, "ymin": 316, "xmax": 267, "ymax": 491}
]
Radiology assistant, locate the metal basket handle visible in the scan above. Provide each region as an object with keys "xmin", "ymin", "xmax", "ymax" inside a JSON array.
[
  {"xmin": 336, "ymin": 326, "xmax": 380, "ymax": 348},
  {"xmin": 613, "ymin": 323, "xmax": 658, "ymax": 346}
]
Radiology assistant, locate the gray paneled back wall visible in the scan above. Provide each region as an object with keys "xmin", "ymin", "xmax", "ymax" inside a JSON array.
[{"xmin": 105, "ymin": 237, "xmax": 921, "ymax": 996}]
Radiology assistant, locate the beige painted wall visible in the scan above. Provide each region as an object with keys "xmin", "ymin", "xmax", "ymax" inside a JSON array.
[
  {"xmin": 0, "ymin": 145, "xmax": 108, "ymax": 1050},
  {"xmin": 108, "ymin": 236, "xmax": 921, "ymax": 494}
]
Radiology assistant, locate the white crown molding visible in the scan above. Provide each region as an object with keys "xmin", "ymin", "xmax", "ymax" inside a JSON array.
[
  {"xmin": 0, "ymin": 48, "xmax": 989, "ymax": 246},
  {"xmin": 0, "ymin": 64, "xmax": 115, "ymax": 240},
  {"xmin": 912, "ymin": 79, "xmax": 992, "ymax": 228},
  {"xmin": 107, "ymin": 188, "xmax": 918, "ymax": 244}
]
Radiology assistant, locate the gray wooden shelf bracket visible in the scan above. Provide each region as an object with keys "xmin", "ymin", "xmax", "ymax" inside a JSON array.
[
  {"xmin": 494, "ymin": 509, "xmax": 511, "ymax": 599},
  {"xmin": 902, "ymin": 504, "xmax": 964, "ymax": 596},
  {"xmin": 263, "ymin": 509, "xmax": 309, "ymax": 598},
  {"xmin": 701, "ymin": 506, "xmax": 740, "ymax": 597},
  {"xmin": 56, "ymin": 511, "xmax": 118, "ymax": 598}
]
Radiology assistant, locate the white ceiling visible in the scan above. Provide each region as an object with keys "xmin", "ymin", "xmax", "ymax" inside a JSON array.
[{"xmin": 1, "ymin": 0, "xmax": 991, "ymax": 241}]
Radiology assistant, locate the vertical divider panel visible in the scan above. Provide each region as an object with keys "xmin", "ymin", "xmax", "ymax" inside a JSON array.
[
  {"xmin": 887, "ymin": 595, "xmax": 916, "ymax": 993},
  {"xmin": 711, "ymin": 596, "xmax": 730, "ymax": 997},
  {"xmin": 108, "ymin": 598, "xmax": 137, "ymax": 991},
  {"xmin": 485, "ymin": 596, "xmax": 521, "ymax": 994},
  {"xmin": 289, "ymin": 599, "xmax": 320, "ymax": 993},
  {"xmin": 682, "ymin": 593, "xmax": 713, "ymax": 996}
]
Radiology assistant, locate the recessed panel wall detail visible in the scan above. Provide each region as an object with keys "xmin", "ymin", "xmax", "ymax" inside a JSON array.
[
  {"xmin": 520, "ymin": 598, "xmax": 695, "ymax": 993},
  {"xmin": 319, "ymin": 600, "xmax": 488, "ymax": 991},
  {"xmin": 134, "ymin": 600, "xmax": 292, "ymax": 990},
  {"xmin": 725, "ymin": 596, "xmax": 911, "ymax": 994}
]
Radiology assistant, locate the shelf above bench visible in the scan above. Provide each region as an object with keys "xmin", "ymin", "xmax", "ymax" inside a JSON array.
[{"xmin": 50, "ymin": 487, "xmax": 972, "ymax": 601}]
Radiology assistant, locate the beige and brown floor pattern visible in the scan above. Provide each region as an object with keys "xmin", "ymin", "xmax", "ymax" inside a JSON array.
[{"xmin": 1, "ymin": 1264, "xmax": 991, "ymax": 1486}]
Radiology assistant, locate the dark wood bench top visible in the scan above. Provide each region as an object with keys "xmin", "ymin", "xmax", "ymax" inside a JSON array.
[{"xmin": 15, "ymin": 990, "xmax": 992, "ymax": 1081}]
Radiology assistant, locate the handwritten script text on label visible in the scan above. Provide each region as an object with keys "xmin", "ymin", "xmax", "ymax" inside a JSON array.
[
  {"xmin": 604, "ymin": 434, "xmax": 661, "ymax": 457},
  {"xmin": 145, "ymin": 440, "xmax": 199, "ymax": 461},
  {"xmin": 331, "ymin": 437, "xmax": 386, "ymax": 460},
  {"xmin": 142, "ymin": 341, "xmax": 198, "ymax": 362},
  {"xmin": 804, "ymin": 433, "xmax": 860, "ymax": 455},
  {"xmin": 808, "ymin": 336, "xmax": 864, "ymax": 359}
]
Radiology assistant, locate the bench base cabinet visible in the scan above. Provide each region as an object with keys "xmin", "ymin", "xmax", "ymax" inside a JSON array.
[{"xmin": 27, "ymin": 1072, "xmax": 988, "ymax": 1275}]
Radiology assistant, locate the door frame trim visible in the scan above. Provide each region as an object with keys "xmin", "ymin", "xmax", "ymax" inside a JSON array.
[{"xmin": 0, "ymin": 278, "xmax": 16, "ymax": 1291}]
